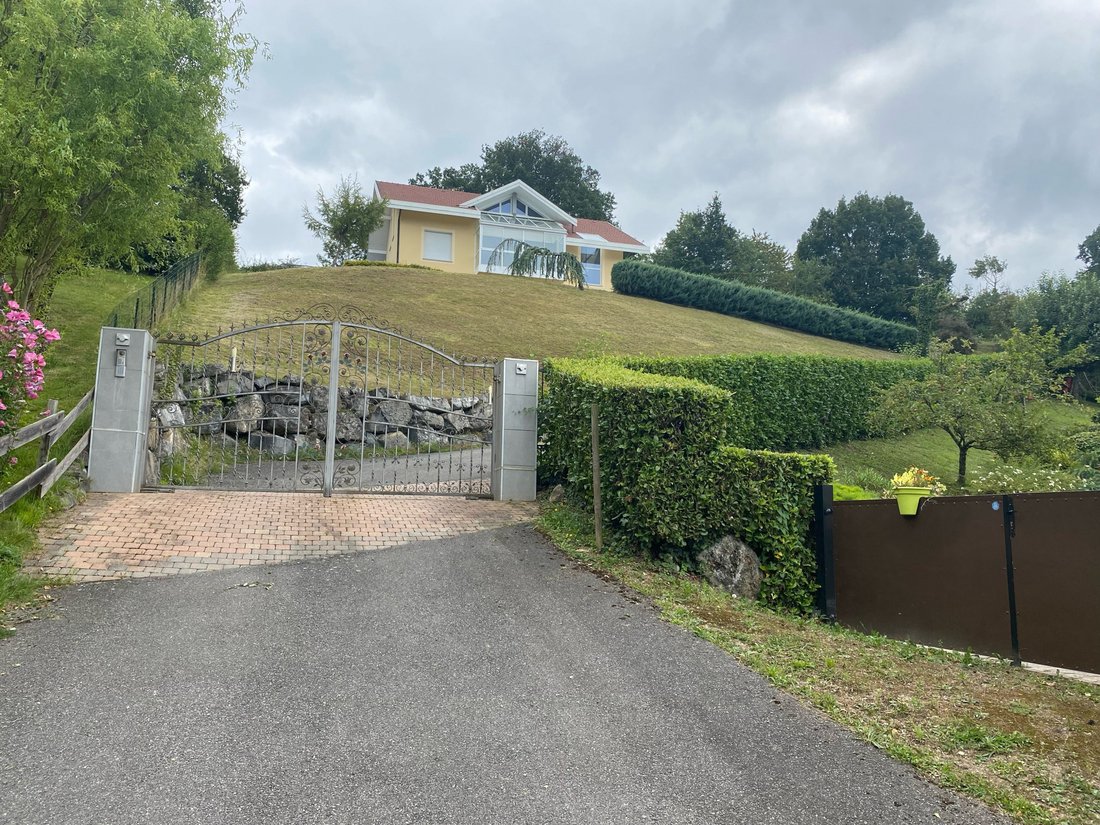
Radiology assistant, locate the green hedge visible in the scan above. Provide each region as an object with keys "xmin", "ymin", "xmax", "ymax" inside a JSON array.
[
  {"xmin": 621, "ymin": 354, "xmax": 931, "ymax": 450},
  {"xmin": 611, "ymin": 259, "xmax": 922, "ymax": 351},
  {"xmin": 540, "ymin": 358, "xmax": 836, "ymax": 612},
  {"xmin": 710, "ymin": 447, "xmax": 834, "ymax": 612},
  {"xmin": 540, "ymin": 359, "xmax": 734, "ymax": 551}
]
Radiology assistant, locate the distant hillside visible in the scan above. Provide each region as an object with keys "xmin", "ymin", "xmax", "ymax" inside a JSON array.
[{"xmin": 164, "ymin": 266, "xmax": 899, "ymax": 360}]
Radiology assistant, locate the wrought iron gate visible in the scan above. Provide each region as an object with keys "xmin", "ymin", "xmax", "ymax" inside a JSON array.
[{"xmin": 148, "ymin": 307, "xmax": 494, "ymax": 496}]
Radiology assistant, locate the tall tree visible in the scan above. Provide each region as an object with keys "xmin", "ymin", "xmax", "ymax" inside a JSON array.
[
  {"xmin": 651, "ymin": 195, "xmax": 740, "ymax": 274},
  {"xmin": 0, "ymin": 0, "xmax": 255, "ymax": 311},
  {"xmin": 795, "ymin": 193, "xmax": 955, "ymax": 323},
  {"xmin": 968, "ymin": 255, "xmax": 1007, "ymax": 292},
  {"xmin": 410, "ymin": 130, "xmax": 616, "ymax": 222},
  {"xmin": 1079, "ymin": 224, "xmax": 1100, "ymax": 276},
  {"xmin": 302, "ymin": 176, "xmax": 388, "ymax": 266}
]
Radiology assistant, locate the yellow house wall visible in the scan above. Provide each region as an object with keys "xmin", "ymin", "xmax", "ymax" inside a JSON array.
[{"xmin": 389, "ymin": 210, "xmax": 478, "ymax": 273}]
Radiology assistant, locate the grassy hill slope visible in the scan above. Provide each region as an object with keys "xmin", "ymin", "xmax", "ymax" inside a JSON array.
[{"xmin": 164, "ymin": 266, "xmax": 898, "ymax": 360}]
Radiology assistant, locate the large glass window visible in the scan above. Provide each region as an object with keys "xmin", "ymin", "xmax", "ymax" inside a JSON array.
[
  {"xmin": 580, "ymin": 246, "xmax": 601, "ymax": 285},
  {"xmin": 423, "ymin": 230, "xmax": 453, "ymax": 262},
  {"xmin": 480, "ymin": 224, "xmax": 565, "ymax": 272}
]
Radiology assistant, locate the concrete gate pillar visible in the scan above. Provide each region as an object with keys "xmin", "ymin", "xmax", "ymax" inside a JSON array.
[
  {"xmin": 491, "ymin": 358, "xmax": 538, "ymax": 502},
  {"xmin": 88, "ymin": 328, "xmax": 156, "ymax": 493}
]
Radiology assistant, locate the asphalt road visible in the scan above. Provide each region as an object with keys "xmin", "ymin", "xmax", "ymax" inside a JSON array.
[{"xmin": 0, "ymin": 524, "xmax": 1008, "ymax": 824}]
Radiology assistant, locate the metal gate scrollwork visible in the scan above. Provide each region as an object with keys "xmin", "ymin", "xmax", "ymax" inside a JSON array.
[{"xmin": 148, "ymin": 305, "xmax": 494, "ymax": 496}]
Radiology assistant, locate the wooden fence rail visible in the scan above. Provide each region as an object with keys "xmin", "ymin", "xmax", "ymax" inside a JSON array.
[{"xmin": 0, "ymin": 389, "xmax": 94, "ymax": 514}]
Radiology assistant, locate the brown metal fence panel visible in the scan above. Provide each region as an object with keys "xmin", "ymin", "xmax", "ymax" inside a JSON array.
[
  {"xmin": 832, "ymin": 496, "xmax": 1015, "ymax": 659},
  {"xmin": 1011, "ymin": 492, "xmax": 1100, "ymax": 673}
]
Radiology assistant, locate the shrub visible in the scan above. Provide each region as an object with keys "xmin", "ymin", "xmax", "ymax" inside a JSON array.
[
  {"xmin": 540, "ymin": 358, "xmax": 733, "ymax": 551},
  {"xmin": 709, "ymin": 447, "xmax": 834, "ymax": 612},
  {"xmin": 342, "ymin": 260, "xmax": 441, "ymax": 271},
  {"xmin": 540, "ymin": 358, "xmax": 836, "ymax": 612},
  {"xmin": 621, "ymin": 354, "xmax": 931, "ymax": 450},
  {"xmin": 1, "ymin": 284, "xmax": 60, "ymax": 482},
  {"xmin": 611, "ymin": 259, "xmax": 922, "ymax": 350}
]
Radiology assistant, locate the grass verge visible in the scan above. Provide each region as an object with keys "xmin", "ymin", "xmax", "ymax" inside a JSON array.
[
  {"xmin": 537, "ymin": 500, "xmax": 1100, "ymax": 825},
  {"xmin": 1, "ymin": 267, "xmax": 144, "ymax": 621}
]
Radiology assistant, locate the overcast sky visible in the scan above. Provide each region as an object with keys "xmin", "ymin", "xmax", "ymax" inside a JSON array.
[{"xmin": 228, "ymin": 0, "xmax": 1100, "ymax": 291}]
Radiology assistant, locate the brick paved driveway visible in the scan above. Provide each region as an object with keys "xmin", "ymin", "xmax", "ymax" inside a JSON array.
[{"xmin": 28, "ymin": 492, "xmax": 536, "ymax": 581}]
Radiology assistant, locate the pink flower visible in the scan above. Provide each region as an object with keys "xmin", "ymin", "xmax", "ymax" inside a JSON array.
[{"xmin": 1, "ymin": 283, "xmax": 11, "ymax": 294}]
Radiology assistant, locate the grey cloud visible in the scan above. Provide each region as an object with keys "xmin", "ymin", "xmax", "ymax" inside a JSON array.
[{"xmin": 231, "ymin": 0, "xmax": 1100, "ymax": 287}]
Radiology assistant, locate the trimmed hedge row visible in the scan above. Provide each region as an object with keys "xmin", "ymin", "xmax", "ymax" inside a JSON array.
[
  {"xmin": 540, "ymin": 358, "xmax": 835, "ymax": 611},
  {"xmin": 621, "ymin": 354, "xmax": 931, "ymax": 450},
  {"xmin": 611, "ymin": 259, "xmax": 922, "ymax": 351},
  {"xmin": 711, "ymin": 447, "xmax": 834, "ymax": 612},
  {"xmin": 540, "ymin": 359, "xmax": 734, "ymax": 551}
]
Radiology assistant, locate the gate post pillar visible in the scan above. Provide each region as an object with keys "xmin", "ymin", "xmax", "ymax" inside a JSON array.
[
  {"xmin": 491, "ymin": 358, "xmax": 538, "ymax": 502},
  {"xmin": 88, "ymin": 327, "xmax": 156, "ymax": 492}
]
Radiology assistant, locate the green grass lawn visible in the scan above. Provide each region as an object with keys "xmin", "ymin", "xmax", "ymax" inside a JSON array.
[
  {"xmin": 821, "ymin": 401, "xmax": 1095, "ymax": 492},
  {"xmin": 162, "ymin": 266, "xmax": 898, "ymax": 360}
]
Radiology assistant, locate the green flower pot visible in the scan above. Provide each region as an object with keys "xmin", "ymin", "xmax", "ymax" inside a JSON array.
[{"xmin": 894, "ymin": 486, "xmax": 930, "ymax": 516}]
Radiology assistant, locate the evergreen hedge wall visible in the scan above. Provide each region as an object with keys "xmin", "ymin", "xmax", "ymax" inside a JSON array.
[
  {"xmin": 540, "ymin": 358, "xmax": 835, "ymax": 611},
  {"xmin": 621, "ymin": 354, "xmax": 931, "ymax": 450},
  {"xmin": 611, "ymin": 259, "xmax": 922, "ymax": 351}
]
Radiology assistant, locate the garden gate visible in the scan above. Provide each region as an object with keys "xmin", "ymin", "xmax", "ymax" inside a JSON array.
[{"xmin": 147, "ymin": 306, "xmax": 495, "ymax": 496}]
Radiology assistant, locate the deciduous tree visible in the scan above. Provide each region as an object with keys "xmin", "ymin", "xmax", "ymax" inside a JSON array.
[
  {"xmin": 1078, "ymin": 224, "xmax": 1100, "ymax": 276},
  {"xmin": 411, "ymin": 130, "xmax": 616, "ymax": 222},
  {"xmin": 795, "ymin": 193, "xmax": 955, "ymax": 323},
  {"xmin": 873, "ymin": 328, "xmax": 1084, "ymax": 487},
  {"xmin": 0, "ymin": 0, "xmax": 255, "ymax": 311},
  {"xmin": 302, "ymin": 176, "xmax": 388, "ymax": 266}
]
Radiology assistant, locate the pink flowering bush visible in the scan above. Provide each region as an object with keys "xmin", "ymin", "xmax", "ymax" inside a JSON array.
[{"xmin": 1, "ymin": 282, "xmax": 61, "ymax": 444}]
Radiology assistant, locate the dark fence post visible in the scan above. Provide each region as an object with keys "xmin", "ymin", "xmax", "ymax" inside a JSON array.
[
  {"xmin": 1001, "ymin": 495, "xmax": 1022, "ymax": 666},
  {"xmin": 813, "ymin": 484, "xmax": 837, "ymax": 620}
]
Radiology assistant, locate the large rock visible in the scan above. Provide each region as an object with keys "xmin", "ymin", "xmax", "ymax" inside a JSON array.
[
  {"xmin": 156, "ymin": 426, "xmax": 185, "ymax": 459},
  {"xmin": 215, "ymin": 373, "xmax": 255, "ymax": 396},
  {"xmin": 334, "ymin": 411, "xmax": 367, "ymax": 442},
  {"xmin": 247, "ymin": 431, "xmax": 297, "ymax": 456},
  {"xmin": 443, "ymin": 412, "xmax": 469, "ymax": 434},
  {"xmin": 265, "ymin": 390, "xmax": 305, "ymax": 406},
  {"xmin": 181, "ymin": 376, "xmax": 213, "ymax": 399},
  {"xmin": 264, "ymin": 404, "xmax": 312, "ymax": 437},
  {"xmin": 466, "ymin": 400, "xmax": 492, "ymax": 432},
  {"xmin": 366, "ymin": 400, "xmax": 412, "ymax": 434},
  {"xmin": 410, "ymin": 427, "xmax": 451, "ymax": 446},
  {"xmin": 406, "ymin": 395, "xmax": 451, "ymax": 413},
  {"xmin": 451, "ymin": 396, "xmax": 478, "ymax": 410},
  {"xmin": 698, "ymin": 536, "xmax": 763, "ymax": 601},
  {"xmin": 155, "ymin": 403, "xmax": 186, "ymax": 429},
  {"xmin": 224, "ymin": 394, "xmax": 266, "ymax": 435},
  {"xmin": 190, "ymin": 404, "xmax": 224, "ymax": 436},
  {"xmin": 413, "ymin": 409, "xmax": 445, "ymax": 430}
]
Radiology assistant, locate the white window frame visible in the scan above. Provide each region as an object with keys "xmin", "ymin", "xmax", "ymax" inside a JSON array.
[{"xmin": 422, "ymin": 229, "xmax": 453, "ymax": 262}]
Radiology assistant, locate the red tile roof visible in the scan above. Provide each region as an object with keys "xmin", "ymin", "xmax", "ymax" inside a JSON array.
[
  {"xmin": 568, "ymin": 218, "xmax": 645, "ymax": 247},
  {"xmin": 375, "ymin": 181, "xmax": 480, "ymax": 208},
  {"xmin": 375, "ymin": 181, "xmax": 645, "ymax": 247}
]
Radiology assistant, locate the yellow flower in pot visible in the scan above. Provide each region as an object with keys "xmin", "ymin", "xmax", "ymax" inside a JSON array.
[{"xmin": 889, "ymin": 467, "xmax": 946, "ymax": 516}]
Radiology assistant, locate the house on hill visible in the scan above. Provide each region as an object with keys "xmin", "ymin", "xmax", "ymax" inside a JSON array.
[{"xmin": 366, "ymin": 179, "xmax": 648, "ymax": 289}]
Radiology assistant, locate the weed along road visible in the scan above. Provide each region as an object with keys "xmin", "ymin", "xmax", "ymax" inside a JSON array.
[{"xmin": 0, "ymin": 524, "xmax": 1008, "ymax": 825}]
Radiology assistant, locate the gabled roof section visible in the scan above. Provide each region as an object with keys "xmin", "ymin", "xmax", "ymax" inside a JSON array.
[
  {"xmin": 567, "ymin": 218, "xmax": 647, "ymax": 251},
  {"xmin": 375, "ymin": 181, "xmax": 480, "ymax": 208},
  {"xmin": 460, "ymin": 180, "xmax": 576, "ymax": 226}
]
